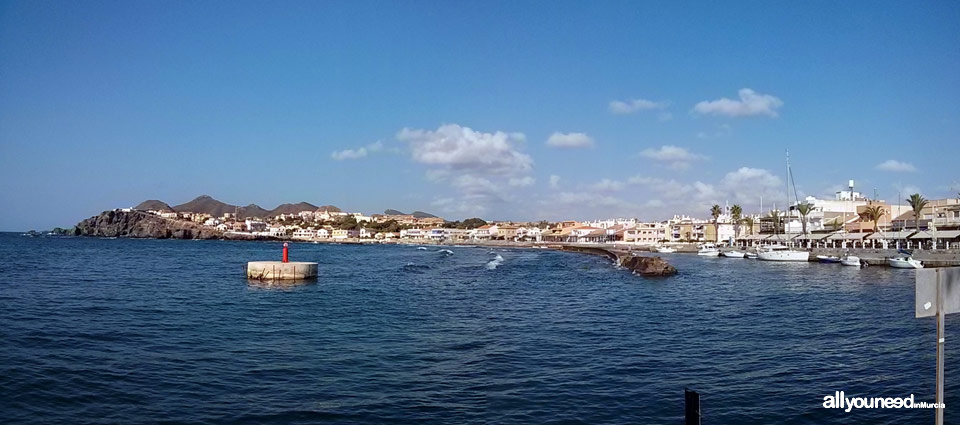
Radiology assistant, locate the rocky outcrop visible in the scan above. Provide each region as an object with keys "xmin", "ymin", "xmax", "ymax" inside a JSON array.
[
  {"xmin": 559, "ymin": 245, "xmax": 677, "ymax": 277},
  {"xmin": 620, "ymin": 255, "xmax": 678, "ymax": 276},
  {"xmin": 74, "ymin": 210, "xmax": 222, "ymax": 239}
]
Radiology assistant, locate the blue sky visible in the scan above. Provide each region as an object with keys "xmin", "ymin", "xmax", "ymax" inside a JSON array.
[{"xmin": 1, "ymin": 1, "xmax": 958, "ymax": 230}]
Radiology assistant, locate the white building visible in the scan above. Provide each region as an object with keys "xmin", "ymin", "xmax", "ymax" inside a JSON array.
[
  {"xmin": 245, "ymin": 220, "xmax": 267, "ymax": 232},
  {"xmin": 293, "ymin": 228, "xmax": 316, "ymax": 239},
  {"xmin": 473, "ymin": 224, "xmax": 498, "ymax": 240}
]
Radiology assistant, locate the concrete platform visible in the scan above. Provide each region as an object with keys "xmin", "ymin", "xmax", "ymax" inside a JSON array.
[{"xmin": 246, "ymin": 261, "xmax": 318, "ymax": 281}]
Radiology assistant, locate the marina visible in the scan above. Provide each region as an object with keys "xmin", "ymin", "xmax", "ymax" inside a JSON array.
[{"xmin": 1, "ymin": 233, "xmax": 958, "ymax": 424}]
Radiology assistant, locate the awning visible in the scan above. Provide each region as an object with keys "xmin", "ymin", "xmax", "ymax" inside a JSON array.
[
  {"xmin": 766, "ymin": 233, "xmax": 801, "ymax": 241},
  {"xmin": 934, "ymin": 230, "xmax": 960, "ymax": 239},
  {"xmin": 907, "ymin": 230, "xmax": 959, "ymax": 239},
  {"xmin": 827, "ymin": 232, "xmax": 869, "ymax": 240},
  {"xmin": 866, "ymin": 231, "xmax": 914, "ymax": 240},
  {"xmin": 796, "ymin": 233, "xmax": 832, "ymax": 241}
]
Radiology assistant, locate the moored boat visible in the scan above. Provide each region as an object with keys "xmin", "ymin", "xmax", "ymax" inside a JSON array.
[
  {"xmin": 656, "ymin": 246, "xmax": 676, "ymax": 254},
  {"xmin": 722, "ymin": 250, "xmax": 745, "ymax": 258},
  {"xmin": 840, "ymin": 255, "xmax": 861, "ymax": 267},
  {"xmin": 816, "ymin": 255, "xmax": 841, "ymax": 263},
  {"xmin": 697, "ymin": 243, "xmax": 720, "ymax": 256},
  {"xmin": 745, "ymin": 251, "xmax": 758, "ymax": 259},
  {"xmin": 887, "ymin": 255, "xmax": 923, "ymax": 269},
  {"xmin": 757, "ymin": 245, "xmax": 809, "ymax": 262}
]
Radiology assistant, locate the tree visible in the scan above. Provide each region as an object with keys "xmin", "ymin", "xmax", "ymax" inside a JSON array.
[
  {"xmin": 795, "ymin": 203, "xmax": 813, "ymax": 235},
  {"xmin": 907, "ymin": 193, "xmax": 928, "ymax": 231},
  {"xmin": 710, "ymin": 204, "xmax": 722, "ymax": 242},
  {"xmin": 731, "ymin": 205, "xmax": 743, "ymax": 239},
  {"xmin": 740, "ymin": 216, "xmax": 755, "ymax": 235},
  {"xmin": 859, "ymin": 205, "xmax": 886, "ymax": 233},
  {"xmin": 769, "ymin": 210, "xmax": 781, "ymax": 233},
  {"xmin": 827, "ymin": 216, "xmax": 843, "ymax": 232},
  {"xmin": 461, "ymin": 218, "xmax": 487, "ymax": 229}
]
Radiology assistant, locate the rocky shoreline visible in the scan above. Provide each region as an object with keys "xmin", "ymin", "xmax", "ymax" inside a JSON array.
[
  {"xmin": 74, "ymin": 210, "xmax": 224, "ymax": 239},
  {"xmin": 70, "ymin": 210, "xmax": 679, "ymax": 277}
]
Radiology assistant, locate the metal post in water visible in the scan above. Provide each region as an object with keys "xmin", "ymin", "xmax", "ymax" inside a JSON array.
[
  {"xmin": 917, "ymin": 267, "xmax": 960, "ymax": 425},
  {"xmin": 684, "ymin": 388, "xmax": 700, "ymax": 425},
  {"xmin": 282, "ymin": 242, "xmax": 289, "ymax": 263},
  {"xmin": 936, "ymin": 271, "xmax": 944, "ymax": 425}
]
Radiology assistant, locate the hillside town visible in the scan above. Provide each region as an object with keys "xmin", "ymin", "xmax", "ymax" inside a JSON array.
[{"xmin": 131, "ymin": 189, "xmax": 960, "ymax": 250}]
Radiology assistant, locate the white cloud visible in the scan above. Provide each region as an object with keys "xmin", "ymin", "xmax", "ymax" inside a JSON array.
[
  {"xmin": 639, "ymin": 145, "xmax": 707, "ymax": 169},
  {"xmin": 508, "ymin": 176, "xmax": 535, "ymax": 187},
  {"xmin": 431, "ymin": 197, "xmax": 488, "ymax": 217},
  {"xmin": 626, "ymin": 167, "xmax": 784, "ymax": 217},
  {"xmin": 331, "ymin": 141, "xmax": 385, "ymax": 161},
  {"xmin": 693, "ymin": 88, "xmax": 783, "ymax": 117},
  {"xmin": 589, "ymin": 178, "xmax": 625, "ymax": 192},
  {"xmin": 545, "ymin": 132, "xmax": 594, "ymax": 149},
  {"xmin": 875, "ymin": 159, "xmax": 916, "ymax": 172},
  {"xmin": 397, "ymin": 124, "xmax": 532, "ymax": 175},
  {"xmin": 549, "ymin": 175, "xmax": 561, "ymax": 189},
  {"xmin": 609, "ymin": 98, "xmax": 668, "ymax": 114},
  {"xmin": 718, "ymin": 167, "xmax": 783, "ymax": 207},
  {"xmin": 396, "ymin": 124, "xmax": 535, "ymax": 219}
]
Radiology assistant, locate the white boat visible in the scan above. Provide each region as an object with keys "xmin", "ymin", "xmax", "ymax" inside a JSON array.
[
  {"xmin": 816, "ymin": 255, "xmax": 841, "ymax": 263},
  {"xmin": 888, "ymin": 255, "xmax": 923, "ymax": 269},
  {"xmin": 656, "ymin": 246, "xmax": 676, "ymax": 254},
  {"xmin": 756, "ymin": 245, "xmax": 809, "ymax": 262},
  {"xmin": 755, "ymin": 151, "xmax": 810, "ymax": 263},
  {"xmin": 697, "ymin": 243, "xmax": 720, "ymax": 256},
  {"xmin": 840, "ymin": 255, "xmax": 861, "ymax": 267},
  {"xmin": 722, "ymin": 250, "xmax": 745, "ymax": 258},
  {"xmin": 745, "ymin": 250, "xmax": 758, "ymax": 259}
]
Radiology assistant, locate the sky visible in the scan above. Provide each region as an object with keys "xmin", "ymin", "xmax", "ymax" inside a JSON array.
[{"xmin": 1, "ymin": 1, "xmax": 959, "ymax": 230}]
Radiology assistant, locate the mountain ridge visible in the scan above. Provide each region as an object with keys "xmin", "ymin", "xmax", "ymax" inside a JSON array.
[{"xmin": 140, "ymin": 195, "xmax": 341, "ymax": 219}]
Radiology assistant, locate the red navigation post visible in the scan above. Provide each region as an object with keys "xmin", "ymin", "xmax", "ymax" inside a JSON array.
[{"xmin": 282, "ymin": 242, "xmax": 289, "ymax": 263}]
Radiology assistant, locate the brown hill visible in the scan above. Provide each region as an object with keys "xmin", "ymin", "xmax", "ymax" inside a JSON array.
[
  {"xmin": 162, "ymin": 195, "xmax": 338, "ymax": 219},
  {"xmin": 134, "ymin": 200, "xmax": 174, "ymax": 212},
  {"xmin": 239, "ymin": 204, "xmax": 271, "ymax": 219},
  {"xmin": 384, "ymin": 209, "xmax": 437, "ymax": 218},
  {"xmin": 271, "ymin": 202, "xmax": 319, "ymax": 216},
  {"xmin": 172, "ymin": 195, "xmax": 237, "ymax": 217}
]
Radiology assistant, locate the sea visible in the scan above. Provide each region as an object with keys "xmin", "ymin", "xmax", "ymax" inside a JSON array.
[{"xmin": 0, "ymin": 232, "xmax": 955, "ymax": 424}]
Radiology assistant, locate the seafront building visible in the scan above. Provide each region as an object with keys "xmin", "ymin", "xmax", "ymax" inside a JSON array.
[{"xmin": 133, "ymin": 191, "xmax": 960, "ymax": 249}]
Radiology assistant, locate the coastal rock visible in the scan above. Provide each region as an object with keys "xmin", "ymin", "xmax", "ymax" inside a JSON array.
[
  {"xmin": 74, "ymin": 210, "xmax": 222, "ymax": 240},
  {"xmin": 620, "ymin": 255, "xmax": 678, "ymax": 277}
]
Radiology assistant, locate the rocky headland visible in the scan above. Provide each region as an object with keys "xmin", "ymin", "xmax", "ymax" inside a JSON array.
[{"xmin": 74, "ymin": 210, "xmax": 223, "ymax": 239}]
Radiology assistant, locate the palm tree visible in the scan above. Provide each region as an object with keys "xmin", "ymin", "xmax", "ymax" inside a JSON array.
[
  {"xmin": 710, "ymin": 204, "xmax": 722, "ymax": 242},
  {"xmin": 826, "ymin": 216, "xmax": 842, "ymax": 232},
  {"xmin": 769, "ymin": 209, "xmax": 781, "ymax": 234},
  {"xmin": 741, "ymin": 216, "xmax": 755, "ymax": 235},
  {"xmin": 907, "ymin": 193, "xmax": 928, "ymax": 231},
  {"xmin": 859, "ymin": 205, "xmax": 886, "ymax": 233},
  {"xmin": 731, "ymin": 204, "xmax": 743, "ymax": 239},
  {"xmin": 795, "ymin": 203, "xmax": 813, "ymax": 235}
]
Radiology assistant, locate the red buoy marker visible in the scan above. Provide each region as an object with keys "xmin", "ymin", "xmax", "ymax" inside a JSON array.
[{"xmin": 282, "ymin": 242, "xmax": 289, "ymax": 263}]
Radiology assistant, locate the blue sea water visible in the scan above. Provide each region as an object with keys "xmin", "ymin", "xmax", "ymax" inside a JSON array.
[{"xmin": 0, "ymin": 233, "xmax": 955, "ymax": 424}]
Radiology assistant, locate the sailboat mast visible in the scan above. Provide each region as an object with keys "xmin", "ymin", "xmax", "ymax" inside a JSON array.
[{"xmin": 785, "ymin": 149, "xmax": 790, "ymax": 235}]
